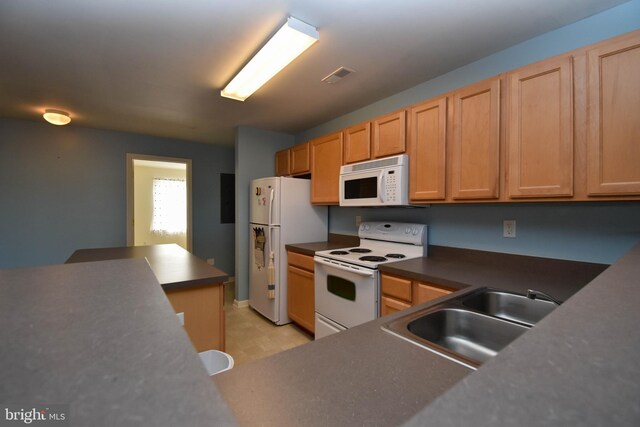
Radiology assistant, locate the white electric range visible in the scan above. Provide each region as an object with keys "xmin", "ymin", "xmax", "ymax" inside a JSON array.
[{"xmin": 313, "ymin": 221, "xmax": 428, "ymax": 339}]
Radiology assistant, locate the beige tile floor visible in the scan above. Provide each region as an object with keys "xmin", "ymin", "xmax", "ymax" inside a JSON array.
[{"xmin": 224, "ymin": 281, "xmax": 312, "ymax": 366}]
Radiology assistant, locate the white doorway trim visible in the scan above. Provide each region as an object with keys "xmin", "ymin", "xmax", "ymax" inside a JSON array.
[{"xmin": 126, "ymin": 153, "xmax": 193, "ymax": 251}]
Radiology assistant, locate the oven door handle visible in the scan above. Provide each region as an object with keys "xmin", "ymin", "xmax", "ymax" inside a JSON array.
[{"xmin": 314, "ymin": 257, "xmax": 375, "ymax": 278}]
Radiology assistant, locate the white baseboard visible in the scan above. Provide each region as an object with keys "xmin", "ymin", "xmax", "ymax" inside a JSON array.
[{"xmin": 233, "ymin": 299, "xmax": 249, "ymax": 309}]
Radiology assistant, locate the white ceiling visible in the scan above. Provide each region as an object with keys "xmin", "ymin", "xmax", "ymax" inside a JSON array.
[{"xmin": 0, "ymin": 0, "xmax": 629, "ymax": 146}]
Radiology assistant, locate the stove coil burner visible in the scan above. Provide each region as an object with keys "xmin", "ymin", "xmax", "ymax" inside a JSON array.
[
  {"xmin": 386, "ymin": 253, "xmax": 406, "ymax": 259},
  {"xmin": 349, "ymin": 248, "xmax": 372, "ymax": 253},
  {"xmin": 359, "ymin": 255, "xmax": 387, "ymax": 262},
  {"xmin": 329, "ymin": 250, "xmax": 349, "ymax": 255}
]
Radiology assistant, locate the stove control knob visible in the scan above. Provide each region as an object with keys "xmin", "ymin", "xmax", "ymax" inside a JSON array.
[
  {"xmin": 364, "ymin": 224, "xmax": 370, "ymax": 231},
  {"xmin": 405, "ymin": 227, "xmax": 410, "ymax": 234},
  {"xmin": 412, "ymin": 228, "xmax": 419, "ymax": 235}
]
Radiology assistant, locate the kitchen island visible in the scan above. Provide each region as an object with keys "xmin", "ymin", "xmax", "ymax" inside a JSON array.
[
  {"xmin": 66, "ymin": 244, "xmax": 228, "ymax": 352},
  {"xmin": 213, "ymin": 243, "xmax": 640, "ymax": 426},
  {"xmin": 0, "ymin": 258, "xmax": 235, "ymax": 426}
]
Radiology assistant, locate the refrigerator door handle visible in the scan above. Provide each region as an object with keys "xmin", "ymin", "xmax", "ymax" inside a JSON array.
[{"xmin": 267, "ymin": 188, "xmax": 275, "ymax": 255}]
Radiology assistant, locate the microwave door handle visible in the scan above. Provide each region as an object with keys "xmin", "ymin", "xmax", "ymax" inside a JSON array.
[
  {"xmin": 379, "ymin": 173, "xmax": 386, "ymax": 203},
  {"xmin": 314, "ymin": 257, "xmax": 375, "ymax": 278}
]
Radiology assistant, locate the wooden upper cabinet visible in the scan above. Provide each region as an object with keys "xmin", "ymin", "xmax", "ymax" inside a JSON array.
[
  {"xmin": 372, "ymin": 110, "xmax": 406, "ymax": 158},
  {"xmin": 275, "ymin": 149, "xmax": 290, "ymax": 176},
  {"xmin": 344, "ymin": 122, "xmax": 372, "ymax": 164},
  {"xmin": 311, "ymin": 131, "xmax": 344, "ymax": 204},
  {"xmin": 451, "ymin": 77, "xmax": 501, "ymax": 200},
  {"xmin": 409, "ymin": 96, "xmax": 447, "ymax": 201},
  {"xmin": 291, "ymin": 142, "xmax": 310, "ymax": 175},
  {"xmin": 586, "ymin": 32, "xmax": 640, "ymax": 195},
  {"xmin": 507, "ymin": 56, "xmax": 574, "ymax": 198}
]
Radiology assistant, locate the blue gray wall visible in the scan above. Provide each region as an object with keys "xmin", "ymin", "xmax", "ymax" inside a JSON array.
[
  {"xmin": 0, "ymin": 118, "xmax": 236, "ymax": 273},
  {"xmin": 295, "ymin": 0, "xmax": 640, "ymax": 265},
  {"xmin": 235, "ymin": 126, "xmax": 294, "ymax": 301}
]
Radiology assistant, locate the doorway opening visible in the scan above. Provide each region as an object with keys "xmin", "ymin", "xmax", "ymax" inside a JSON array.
[{"xmin": 126, "ymin": 154, "xmax": 192, "ymax": 251}]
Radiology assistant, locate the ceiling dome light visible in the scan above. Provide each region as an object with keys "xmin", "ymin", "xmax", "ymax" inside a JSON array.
[{"xmin": 43, "ymin": 109, "xmax": 71, "ymax": 126}]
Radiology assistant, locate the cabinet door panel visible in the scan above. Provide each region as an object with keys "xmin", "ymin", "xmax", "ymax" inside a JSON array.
[
  {"xmin": 587, "ymin": 33, "xmax": 640, "ymax": 195},
  {"xmin": 373, "ymin": 111, "xmax": 406, "ymax": 158},
  {"xmin": 291, "ymin": 142, "xmax": 310, "ymax": 175},
  {"xmin": 409, "ymin": 97, "xmax": 447, "ymax": 201},
  {"xmin": 311, "ymin": 132, "xmax": 343, "ymax": 204},
  {"xmin": 287, "ymin": 265, "xmax": 315, "ymax": 333},
  {"xmin": 507, "ymin": 57, "xmax": 573, "ymax": 197},
  {"xmin": 451, "ymin": 78, "xmax": 501, "ymax": 199},
  {"xmin": 275, "ymin": 149, "xmax": 290, "ymax": 177},
  {"xmin": 344, "ymin": 122, "xmax": 372, "ymax": 164}
]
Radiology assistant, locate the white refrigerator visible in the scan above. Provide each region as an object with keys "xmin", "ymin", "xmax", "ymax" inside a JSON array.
[{"xmin": 249, "ymin": 177, "xmax": 327, "ymax": 325}]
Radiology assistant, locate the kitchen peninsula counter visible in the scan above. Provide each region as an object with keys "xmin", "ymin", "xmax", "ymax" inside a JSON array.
[
  {"xmin": 67, "ymin": 244, "xmax": 228, "ymax": 352},
  {"xmin": 66, "ymin": 243, "xmax": 228, "ymax": 290},
  {"xmin": 214, "ymin": 244, "xmax": 624, "ymax": 426}
]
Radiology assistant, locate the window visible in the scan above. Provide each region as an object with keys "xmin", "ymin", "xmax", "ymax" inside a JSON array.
[{"xmin": 151, "ymin": 178, "xmax": 187, "ymax": 235}]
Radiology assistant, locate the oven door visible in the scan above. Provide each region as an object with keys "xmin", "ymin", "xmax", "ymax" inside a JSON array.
[
  {"xmin": 314, "ymin": 256, "xmax": 379, "ymax": 328},
  {"xmin": 339, "ymin": 169, "xmax": 384, "ymax": 207}
]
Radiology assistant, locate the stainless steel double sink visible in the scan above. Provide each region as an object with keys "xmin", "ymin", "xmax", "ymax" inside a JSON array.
[{"xmin": 382, "ymin": 288, "xmax": 558, "ymax": 369}]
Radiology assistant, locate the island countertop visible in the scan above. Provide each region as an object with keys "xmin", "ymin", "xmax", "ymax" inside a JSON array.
[
  {"xmin": 0, "ymin": 259, "xmax": 235, "ymax": 426},
  {"xmin": 66, "ymin": 244, "xmax": 227, "ymax": 291}
]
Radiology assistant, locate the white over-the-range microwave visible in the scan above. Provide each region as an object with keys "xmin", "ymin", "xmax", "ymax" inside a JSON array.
[{"xmin": 339, "ymin": 154, "xmax": 410, "ymax": 207}]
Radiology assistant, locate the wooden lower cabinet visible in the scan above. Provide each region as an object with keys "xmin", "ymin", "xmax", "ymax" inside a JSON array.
[
  {"xmin": 415, "ymin": 282, "xmax": 452, "ymax": 305},
  {"xmin": 287, "ymin": 251, "xmax": 315, "ymax": 333},
  {"xmin": 381, "ymin": 296, "xmax": 412, "ymax": 316},
  {"xmin": 380, "ymin": 273, "xmax": 453, "ymax": 315},
  {"xmin": 165, "ymin": 283, "xmax": 225, "ymax": 352}
]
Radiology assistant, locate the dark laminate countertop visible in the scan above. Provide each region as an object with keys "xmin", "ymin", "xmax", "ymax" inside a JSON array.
[
  {"xmin": 66, "ymin": 244, "xmax": 227, "ymax": 291},
  {"xmin": 379, "ymin": 245, "xmax": 609, "ymax": 301},
  {"xmin": 0, "ymin": 259, "xmax": 235, "ymax": 426},
  {"xmin": 215, "ymin": 243, "xmax": 611, "ymax": 426},
  {"xmin": 406, "ymin": 243, "xmax": 640, "ymax": 426}
]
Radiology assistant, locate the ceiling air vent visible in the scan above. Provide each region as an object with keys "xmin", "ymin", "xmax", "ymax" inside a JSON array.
[{"xmin": 321, "ymin": 67, "xmax": 355, "ymax": 84}]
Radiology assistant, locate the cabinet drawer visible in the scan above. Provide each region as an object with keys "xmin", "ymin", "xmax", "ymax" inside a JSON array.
[
  {"xmin": 287, "ymin": 251, "xmax": 315, "ymax": 271},
  {"xmin": 414, "ymin": 281, "xmax": 452, "ymax": 305},
  {"xmin": 381, "ymin": 274, "xmax": 412, "ymax": 302},
  {"xmin": 381, "ymin": 295, "xmax": 412, "ymax": 316}
]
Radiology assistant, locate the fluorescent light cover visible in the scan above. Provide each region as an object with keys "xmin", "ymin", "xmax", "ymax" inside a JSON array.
[
  {"xmin": 43, "ymin": 109, "xmax": 71, "ymax": 126},
  {"xmin": 221, "ymin": 17, "xmax": 319, "ymax": 101}
]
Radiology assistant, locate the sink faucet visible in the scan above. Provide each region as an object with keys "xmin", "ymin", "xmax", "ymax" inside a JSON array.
[{"xmin": 526, "ymin": 289, "xmax": 562, "ymax": 306}]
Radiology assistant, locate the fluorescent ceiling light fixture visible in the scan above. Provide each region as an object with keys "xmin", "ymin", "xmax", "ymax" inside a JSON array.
[
  {"xmin": 43, "ymin": 109, "xmax": 71, "ymax": 126},
  {"xmin": 221, "ymin": 17, "xmax": 319, "ymax": 101}
]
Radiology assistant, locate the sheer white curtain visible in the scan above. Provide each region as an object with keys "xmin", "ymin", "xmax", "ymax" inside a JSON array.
[{"xmin": 151, "ymin": 178, "xmax": 187, "ymax": 235}]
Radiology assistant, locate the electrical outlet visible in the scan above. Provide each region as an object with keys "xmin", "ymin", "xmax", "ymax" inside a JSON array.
[
  {"xmin": 355, "ymin": 215, "xmax": 362, "ymax": 227},
  {"xmin": 206, "ymin": 258, "xmax": 215, "ymax": 266},
  {"xmin": 503, "ymin": 220, "xmax": 516, "ymax": 238}
]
